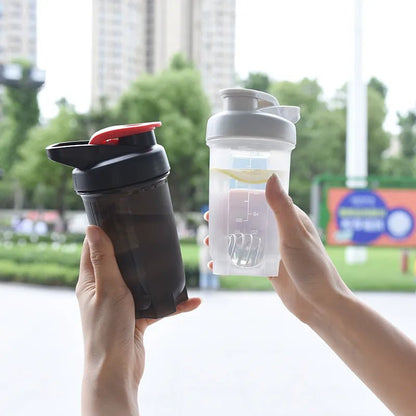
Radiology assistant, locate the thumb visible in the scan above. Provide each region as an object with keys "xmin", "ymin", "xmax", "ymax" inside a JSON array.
[
  {"xmin": 265, "ymin": 174, "xmax": 307, "ymax": 247},
  {"xmin": 86, "ymin": 225, "xmax": 127, "ymax": 296}
]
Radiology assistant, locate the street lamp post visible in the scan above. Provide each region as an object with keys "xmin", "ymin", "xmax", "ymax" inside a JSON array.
[
  {"xmin": 0, "ymin": 63, "xmax": 45, "ymax": 89},
  {"xmin": 0, "ymin": 62, "xmax": 45, "ymax": 209},
  {"xmin": 345, "ymin": 0, "xmax": 368, "ymax": 264}
]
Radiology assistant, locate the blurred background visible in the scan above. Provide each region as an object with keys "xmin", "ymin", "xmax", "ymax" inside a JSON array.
[{"xmin": 0, "ymin": 0, "xmax": 415, "ymax": 415}]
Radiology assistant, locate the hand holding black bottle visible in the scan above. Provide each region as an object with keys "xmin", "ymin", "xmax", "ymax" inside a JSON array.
[{"xmin": 46, "ymin": 122, "xmax": 188, "ymax": 319}]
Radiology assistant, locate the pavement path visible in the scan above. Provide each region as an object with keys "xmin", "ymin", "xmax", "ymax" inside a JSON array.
[{"xmin": 0, "ymin": 282, "xmax": 415, "ymax": 415}]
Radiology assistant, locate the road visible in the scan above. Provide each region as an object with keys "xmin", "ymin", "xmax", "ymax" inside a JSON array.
[{"xmin": 0, "ymin": 282, "xmax": 415, "ymax": 415}]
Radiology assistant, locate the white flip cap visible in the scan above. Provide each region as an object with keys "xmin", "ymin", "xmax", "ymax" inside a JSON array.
[{"xmin": 206, "ymin": 88, "xmax": 300, "ymax": 146}]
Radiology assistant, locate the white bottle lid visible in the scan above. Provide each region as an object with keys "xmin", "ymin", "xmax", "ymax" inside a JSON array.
[{"xmin": 206, "ymin": 88, "xmax": 300, "ymax": 148}]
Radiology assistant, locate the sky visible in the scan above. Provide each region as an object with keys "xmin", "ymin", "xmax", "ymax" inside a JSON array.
[{"xmin": 37, "ymin": 0, "xmax": 416, "ymax": 133}]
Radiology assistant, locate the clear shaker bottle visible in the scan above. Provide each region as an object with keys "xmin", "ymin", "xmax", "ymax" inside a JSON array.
[{"xmin": 206, "ymin": 88, "xmax": 300, "ymax": 276}]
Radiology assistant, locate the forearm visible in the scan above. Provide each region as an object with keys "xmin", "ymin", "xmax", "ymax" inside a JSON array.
[
  {"xmin": 309, "ymin": 293, "xmax": 416, "ymax": 416},
  {"xmin": 81, "ymin": 366, "xmax": 139, "ymax": 416}
]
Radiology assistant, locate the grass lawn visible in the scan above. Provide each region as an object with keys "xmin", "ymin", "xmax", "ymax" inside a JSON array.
[
  {"xmin": 2, "ymin": 240, "xmax": 412, "ymax": 292},
  {"xmin": 182, "ymin": 243, "xmax": 416, "ymax": 292},
  {"xmin": 329, "ymin": 246, "xmax": 416, "ymax": 292}
]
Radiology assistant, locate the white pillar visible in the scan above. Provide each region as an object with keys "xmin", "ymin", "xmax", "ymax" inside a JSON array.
[{"xmin": 345, "ymin": 0, "xmax": 368, "ymax": 264}]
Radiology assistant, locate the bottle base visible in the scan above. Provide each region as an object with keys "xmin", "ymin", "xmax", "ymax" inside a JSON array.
[
  {"xmin": 212, "ymin": 257, "xmax": 280, "ymax": 277},
  {"xmin": 134, "ymin": 285, "xmax": 188, "ymax": 319}
]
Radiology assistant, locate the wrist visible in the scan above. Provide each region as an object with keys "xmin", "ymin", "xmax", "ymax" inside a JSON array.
[
  {"xmin": 82, "ymin": 363, "xmax": 139, "ymax": 416},
  {"xmin": 306, "ymin": 289, "xmax": 357, "ymax": 331}
]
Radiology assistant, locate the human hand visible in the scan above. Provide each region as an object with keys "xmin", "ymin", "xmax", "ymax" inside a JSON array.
[
  {"xmin": 266, "ymin": 175, "xmax": 416, "ymax": 416},
  {"xmin": 205, "ymin": 174, "xmax": 352, "ymax": 324},
  {"xmin": 76, "ymin": 225, "xmax": 201, "ymax": 416},
  {"xmin": 264, "ymin": 174, "xmax": 353, "ymax": 324}
]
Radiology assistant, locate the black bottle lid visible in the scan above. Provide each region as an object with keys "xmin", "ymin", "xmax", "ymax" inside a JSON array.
[{"xmin": 46, "ymin": 122, "xmax": 170, "ymax": 193}]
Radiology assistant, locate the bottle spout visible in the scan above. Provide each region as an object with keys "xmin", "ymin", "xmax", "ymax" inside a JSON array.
[
  {"xmin": 46, "ymin": 141, "xmax": 138, "ymax": 170},
  {"xmin": 258, "ymin": 105, "xmax": 300, "ymax": 124}
]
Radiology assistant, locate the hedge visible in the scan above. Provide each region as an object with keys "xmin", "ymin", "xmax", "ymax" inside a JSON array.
[{"xmin": 0, "ymin": 241, "xmax": 200, "ymax": 288}]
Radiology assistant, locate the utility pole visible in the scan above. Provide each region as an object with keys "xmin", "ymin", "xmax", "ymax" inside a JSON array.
[{"xmin": 345, "ymin": 0, "xmax": 368, "ymax": 264}]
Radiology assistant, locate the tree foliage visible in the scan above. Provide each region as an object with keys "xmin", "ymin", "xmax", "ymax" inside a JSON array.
[
  {"xmin": 382, "ymin": 110, "xmax": 416, "ymax": 177},
  {"xmin": 116, "ymin": 56, "xmax": 211, "ymax": 211},
  {"xmin": 1, "ymin": 61, "xmax": 399, "ymax": 218},
  {"xmin": 367, "ymin": 81, "xmax": 390, "ymax": 175},
  {"xmin": 77, "ymin": 97, "xmax": 118, "ymax": 138},
  {"xmin": 13, "ymin": 100, "xmax": 84, "ymax": 217},
  {"xmin": 243, "ymin": 72, "xmax": 270, "ymax": 92},
  {"xmin": 270, "ymin": 78, "xmax": 345, "ymax": 210},
  {"xmin": 398, "ymin": 111, "xmax": 416, "ymax": 159},
  {"xmin": 269, "ymin": 77, "xmax": 390, "ymax": 211}
]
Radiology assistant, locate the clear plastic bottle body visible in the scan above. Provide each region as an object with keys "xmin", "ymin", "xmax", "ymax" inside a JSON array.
[{"xmin": 208, "ymin": 139, "xmax": 292, "ymax": 276}]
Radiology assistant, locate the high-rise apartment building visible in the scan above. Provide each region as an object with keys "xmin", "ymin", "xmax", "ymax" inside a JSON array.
[
  {"xmin": 91, "ymin": 0, "xmax": 235, "ymax": 111},
  {"xmin": 91, "ymin": 0, "xmax": 147, "ymax": 108},
  {"xmin": 199, "ymin": 0, "xmax": 236, "ymax": 111},
  {"xmin": 0, "ymin": 0, "xmax": 37, "ymax": 65}
]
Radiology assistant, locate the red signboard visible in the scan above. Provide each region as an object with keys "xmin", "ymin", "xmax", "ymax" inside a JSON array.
[{"xmin": 327, "ymin": 188, "xmax": 416, "ymax": 247}]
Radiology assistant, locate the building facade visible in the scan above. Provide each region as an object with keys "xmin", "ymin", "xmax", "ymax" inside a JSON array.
[
  {"xmin": 91, "ymin": 0, "xmax": 147, "ymax": 109},
  {"xmin": 91, "ymin": 0, "xmax": 235, "ymax": 111},
  {"xmin": 0, "ymin": 0, "xmax": 37, "ymax": 65},
  {"xmin": 198, "ymin": 0, "xmax": 235, "ymax": 111}
]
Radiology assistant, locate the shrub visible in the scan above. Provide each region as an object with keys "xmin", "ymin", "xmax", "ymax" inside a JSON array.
[{"xmin": 0, "ymin": 242, "xmax": 200, "ymax": 288}]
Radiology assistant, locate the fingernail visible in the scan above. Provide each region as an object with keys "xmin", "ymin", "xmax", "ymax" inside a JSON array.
[
  {"xmin": 268, "ymin": 173, "xmax": 282, "ymax": 190},
  {"xmin": 86, "ymin": 225, "xmax": 102, "ymax": 246}
]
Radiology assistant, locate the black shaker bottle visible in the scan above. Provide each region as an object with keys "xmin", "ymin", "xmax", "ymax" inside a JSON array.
[{"xmin": 46, "ymin": 122, "xmax": 188, "ymax": 319}]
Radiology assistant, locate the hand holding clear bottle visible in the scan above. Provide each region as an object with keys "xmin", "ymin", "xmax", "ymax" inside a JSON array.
[{"xmin": 207, "ymin": 174, "xmax": 416, "ymax": 416}]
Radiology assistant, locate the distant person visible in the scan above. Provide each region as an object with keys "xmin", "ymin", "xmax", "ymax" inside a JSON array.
[
  {"xmin": 197, "ymin": 220, "xmax": 219, "ymax": 290},
  {"xmin": 76, "ymin": 174, "xmax": 416, "ymax": 416}
]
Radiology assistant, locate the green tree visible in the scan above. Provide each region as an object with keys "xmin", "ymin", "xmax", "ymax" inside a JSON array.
[
  {"xmin": 269, "ymin": 77, "xmax": 391, "ymax": 211},
  {"xmin": 270, "ymin": 78, "xmax": 346, "ymax": 210},
  {"xmin": 382, "ymin": 110, "xmax": 416, "ymax": 177},
  {"xmin": 368, "ymin": 77, "xmax": 388, "ymax": 99},
  {"xmin": 169, "ymin": 53, "xmax": 194, "ymax": 71},
  {"xmin": 77, "ymin": 97, "xmax": 118, "ymax": 138},
  {"xmin": 116, "ymin": 56, "xmax": 211, "ymax": 211},
  {"xmin": 331, "ymin": 78, "xmax": 390, "ymax": 177},
  {"xmin": 366, "ymin": 78, "xmax": 390, "ymax": 175},
  {"xmin": 397, "ymin": 111, "xmax": 416, "ymax": 159},
  {"xmin": 13, "ymin": 100, "xmax": 84, "ymax": 224},
  {"xmin": 243, "ymin": 72, "xmax": 270, "ymax": 92}
]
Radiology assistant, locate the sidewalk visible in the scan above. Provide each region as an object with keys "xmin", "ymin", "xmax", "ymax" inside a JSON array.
[{"xmin": 0, "ymin": 283, "xmax": 414, "ymax": 415}]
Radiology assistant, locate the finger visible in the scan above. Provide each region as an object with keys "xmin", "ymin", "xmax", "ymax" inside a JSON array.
[
  {"xmin": 76, "ymin": 237, "xmax": 95, "ymax": 295},
  {"xmin": 86, "ymin": 225, "xmax": 127, "ymax": 296},
  {"xmin": 203, "ymin": 211, "xmax": 209, "ymax": 222},
  {"xmin": 176, "ymin": 297, "xmax": 202, "ymax": 313},
  {"xmin": 204, "ymin": 236, "xmax": 209, "ymax": 246},
  {"xmin": 295, "ymin": 206, "xmax": 322, "ymax": 241},
  {"xmin": 265, "ymin": 174, "xmax": 308, "ymax": 245},
  {"xmin": 135, "ymin": 297, "xmax": 202, "ymax": 334},
  {"xmin": 207, "ymin": 260, "xmax": 213, "ymax": 270}
]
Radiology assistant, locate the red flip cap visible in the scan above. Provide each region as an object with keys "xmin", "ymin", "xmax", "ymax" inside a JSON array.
[{"xmin": 89, "ymin": 121, "xmax": 162, "ymax": 145}]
